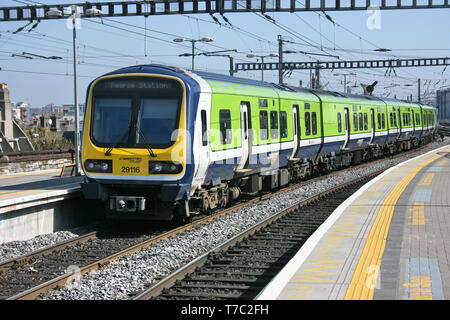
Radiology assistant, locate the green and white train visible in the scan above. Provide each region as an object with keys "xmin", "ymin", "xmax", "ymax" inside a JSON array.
[{"xmin": 80, "ymin": 65, "xmax": 438, "ymax": 221}]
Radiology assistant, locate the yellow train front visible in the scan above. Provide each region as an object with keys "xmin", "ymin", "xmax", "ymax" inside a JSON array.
[{"xmin": 80, "ymin": 65, "xmax": 195, "ymax": 221}]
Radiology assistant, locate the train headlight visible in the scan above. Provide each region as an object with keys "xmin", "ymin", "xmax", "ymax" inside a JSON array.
[
  {"xmin": 87, "ymin": 162, "xmax": 95, "ymax": 170},
  {"xmin": 84, "ymin": 159, "xmax": 113, "ymax": 173},
  {"xmin": 101, "ymin": 162, "xmax": 109, "ymax": 172},
  {"xmin": 149, "ymin": 161, "xmax": 182, "ymax": 174},
  {"xmin": 152, "ymin": 163, "xmax": 163, "ymax": 173}
]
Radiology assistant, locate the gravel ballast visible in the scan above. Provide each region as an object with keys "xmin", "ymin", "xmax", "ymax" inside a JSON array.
[
  {"xmin": 0, "ymin": 231, "xmax": 79, "ymax": 264},
  {"xmin": 2, "ymin": 139, "xmax": 447, "ymax": 300}
]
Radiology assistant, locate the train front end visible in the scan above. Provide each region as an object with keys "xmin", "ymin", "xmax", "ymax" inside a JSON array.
[{"xmin": 81, "ymin": 67, "xmax": 193, "ymax": 220}]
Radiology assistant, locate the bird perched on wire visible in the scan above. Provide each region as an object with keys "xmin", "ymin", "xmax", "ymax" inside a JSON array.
[{"xmin": 360, "ymin": 81, "xmax": 378, "ymax": 95}]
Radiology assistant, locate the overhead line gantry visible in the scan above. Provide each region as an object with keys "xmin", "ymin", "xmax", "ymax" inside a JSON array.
[{"xmin": 0, "ymin": 0, "xmax": 449, "ymax": 22}]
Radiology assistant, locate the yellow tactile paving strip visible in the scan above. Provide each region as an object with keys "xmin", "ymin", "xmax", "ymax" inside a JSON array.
[{"xmin": 343, "ymin": 152, "xmax": 448, "ymax": 300}]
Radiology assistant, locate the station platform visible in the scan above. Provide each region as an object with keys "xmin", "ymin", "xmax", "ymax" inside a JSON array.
[
  {"xmin": 0, "ymin": 169, "xmax": 84, "ymax": 243},
  {"xmin": 0, "ymin": 169, "xmax": 82, "ymax": 210},
  {"xmin": 258, "ymin": 144, "xmax": 450, "ymax": 300}
]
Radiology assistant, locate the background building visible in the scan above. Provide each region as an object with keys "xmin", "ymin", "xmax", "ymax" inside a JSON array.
[
  {"xmin": 0, "ymin": 83, "xmax": 34, "ymax": 152},
  {"xmin": 437, "ymin": 88, "xmax": 450, "ymax": 122}
]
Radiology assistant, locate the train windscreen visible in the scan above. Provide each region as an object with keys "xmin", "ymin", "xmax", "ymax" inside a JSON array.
[{"xmin": 90, "ymin": 76, "xmax": 183, "ymax": 149}]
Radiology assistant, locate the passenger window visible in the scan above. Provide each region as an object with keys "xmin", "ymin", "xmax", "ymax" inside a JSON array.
[
  {"xmin": 359, "ymin": 113, "xmax": 363, "ymax": 131},
  {"xmin": 259, "ymin": 99, "xmax": 268, "ymax": 108},
  {"xmin": 201, "ymin": 110, "xmax": 208, "ymax": 146},
  {"xmin": 393, "ymin": 113, "xmax": 397, "ymax": 127},
  {"xmin": 259, "ymin": 110, "xmax": 268, "ymax": 141},
  {"xmin": 270, "ymin": 111, "xmax": 279, "ymax": 139},
  {"xmin": 312, "ymin": 112, "xmax": 317, "ymax": 135},
  {"xmin": 364, "ymin": 113, "xmax": 368, "ymax": 130},
  {"xmin": 305, "ymin": 112, "xmax": 311, "ymax": 136},
  {"xmin": 353, "ymin": 113, "xmax": 358, "ymax": 131},
  {"xmin": 219, "ymin": 109, "xmax": 232, "ymax": 145},
  {"xmin": 378, "ymin": 113, "xmax": 381, "ymax": 129},
  {"xmin": 337, "ymin": 112, "xmax": 342, "ymax": 132},
  {"xmin": 280, "ymin": 111, "xmax": 288, "ymax": 138},
  {"xmin": 382, "ymin": 114, "xmax": 385, "ymax": 129}
]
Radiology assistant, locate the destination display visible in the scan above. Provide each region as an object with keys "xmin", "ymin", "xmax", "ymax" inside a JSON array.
[{"xmin": 96, "ymin": 78, "xmax": 176, "ymax": 90}]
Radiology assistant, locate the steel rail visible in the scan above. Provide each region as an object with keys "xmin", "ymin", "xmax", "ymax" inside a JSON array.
[
  {"xmin": 133, "ymin": 169, "xmax": 384, "ymax": 300},
  {"xmin": 0, "ymin": 231, "xmax": 98, "ymax": 272},
  {"xmin": 3, "ymin": 167, "xmax": 360, "ymax": 300},
  {"xmin": 5, "ymin": 143, "xmax": 429, "ymax": 300},
  {"xmin": 6, "ymin": 197, "xmax": 274, "ymax": 300}
]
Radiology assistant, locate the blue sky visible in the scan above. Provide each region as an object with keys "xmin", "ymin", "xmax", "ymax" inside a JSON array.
[{"xmin": 0, "ymin": 0, "xmax": 449, "ymax": 107}]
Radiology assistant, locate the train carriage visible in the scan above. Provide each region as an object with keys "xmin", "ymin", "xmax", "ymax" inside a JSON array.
[
  {"xmin": 80, "ymin": 65, "xmax": 438, "ymax": 222},
  {"xmin": 399, "ymin": 102, "xmax": 416, "ymax": 141}
]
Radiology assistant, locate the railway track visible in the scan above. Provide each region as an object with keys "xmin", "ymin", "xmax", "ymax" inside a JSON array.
[
  {"xmin": 0, "ymin": 223, "xmax": 174, "ymax": 300},
  {"xmin": 0, "ymin": 143, "xmax": 431, "ymax": 300},
  {"xmin": 0, "ymin": 168, "xmax": 374, "ymax": 300},
  {"xmin": 134, "ymin": 170, "xmax": 378, "ymax": 300}
]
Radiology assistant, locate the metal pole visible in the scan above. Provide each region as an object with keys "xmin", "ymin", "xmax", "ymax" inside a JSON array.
[
  {"xmin": 191, "ymin": 40, "xmax": 195, "ymax": 70},
  {"xmin": 343, "ymin": 74, "xmax": 347, "ymax": 93},
  {"xmin": 278, "ymin": 35, "xmax": 283, "ymax": 85},
  {"xmin": 261, "ymin": 56, "xmax": 264, "ymax": 81},
  {"xmin": 72, "ymin": 6, "xmax": 80, "ymax": 176},
  {"xmin": 315, "ymin": 63, "xmax": 320, "ymax": 89},
  {"xmin": 229, "ymin": 56, "xmax": 234, "ymax": 76},
  {"xmin": 417, "ymin": 79, "xmax": 420, "ymax": 102}
]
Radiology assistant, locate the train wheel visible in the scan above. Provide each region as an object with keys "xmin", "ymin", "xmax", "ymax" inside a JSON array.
[{"xmin": 173, "ymin": 199, "xmax": 191, "ymax": 225}]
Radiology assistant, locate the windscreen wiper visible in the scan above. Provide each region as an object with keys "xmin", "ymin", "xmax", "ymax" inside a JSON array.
[
  {"xmin": 104, "ymin": 123, "xmax": 131, "ymax": 156},
  {"xmin": 137, "ymin": 126, "xmax": 157, "ymax": 158}
]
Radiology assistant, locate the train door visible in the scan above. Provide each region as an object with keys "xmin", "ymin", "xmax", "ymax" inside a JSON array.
[
  {"xmin": 370, "ymin": 109, "xmax": 375, "ymax": 144},
  {"xmin": 290, "ymin": 104, "xmax": 300, "ymax": 159},
  {"xmin": 237, "ymin": 102, "xmax": 250, "ymax": 170},
  {"xmin": 397, "ymin": 109, "xmax": 402, "ymax": 138},
  {"xmin": 193, "ymin": 107, "xmax": 211, "ymax": 187},
  {"xmin": 343, "ymin": 107, "xmax": 350, "ymax": 148},
  {"xmin": 411, "ymin": 110, "xmax": 415, "ymax": 136}
]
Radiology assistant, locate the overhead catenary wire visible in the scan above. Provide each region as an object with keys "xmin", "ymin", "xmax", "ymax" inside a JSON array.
[{"xmin": 0, "ymin": 2, "xmax": 447, "ymax": 102}]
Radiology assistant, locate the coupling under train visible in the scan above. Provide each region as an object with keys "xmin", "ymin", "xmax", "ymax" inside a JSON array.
[{"xmin": 80, "ymin": 65, "xmax": 438, "ymax": 221}]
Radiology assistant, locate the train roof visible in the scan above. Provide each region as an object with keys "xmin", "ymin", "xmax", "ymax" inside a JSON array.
[
  {"xmin": 421, "ymin": 104, "xmax": 436, "ymax": 110},
  {"xmin": 192, "ymin": 70, "xmax": 278, "ymax": 89},
  {"xmin": 191, "ymin": 69, "xmax": 319, "ymax": 101},
  {"xmin": 103, "ymin": 65, "xmax": 437, "ymax": 111}
]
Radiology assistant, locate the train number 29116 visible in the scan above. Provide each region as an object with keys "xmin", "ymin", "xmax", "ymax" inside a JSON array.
[{"xmin": 121, "ymin": 166, "xmax": 140, "ymax": 174}]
